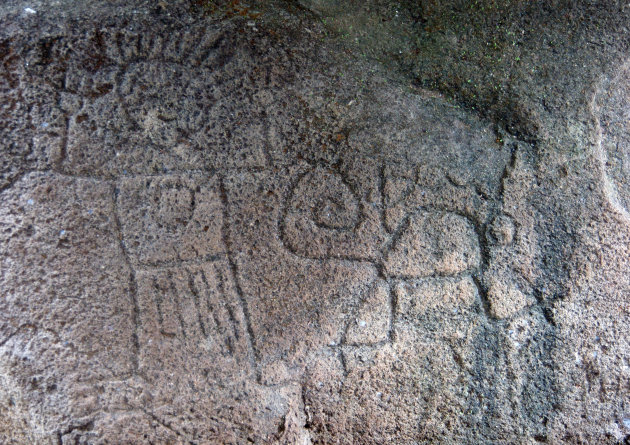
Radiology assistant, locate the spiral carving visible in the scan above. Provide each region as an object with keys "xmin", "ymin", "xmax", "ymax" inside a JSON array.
[{"xmin": 282, "ymin": 166, "xmax": 365, "ymax": 259}]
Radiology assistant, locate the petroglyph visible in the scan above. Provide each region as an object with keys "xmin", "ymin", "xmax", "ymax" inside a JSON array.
[
  {"xmin": 282, "ymin": 164, "xmax": 484, "ymax": 276},
  {"xmin": 2, "ymin": 12, "xmax": 585, "ymax": 443},
  {"xmin": 0, "ymin": 112, "xmax": 504, "ymax": 445},
  {"xmin": 482, "ymin": 146, "xmax": 539, "ymax": 319},
  {"xmin": 22, "ymin": 25, "xmax": 273, "ymax": 180},
  {"xmin": 383, "ymin": 210, "xmax": 481, "ymax": 278},
  {"xmin": 282, "ymin": 165, "xmax": 385, "ymax": 260},
  {"xmin": 383, "ymin": 164, "xmax": 490, "ymax": 232},
  {"xmin": 224, "ymin": 167, "xmax": 381, "ymax": 383},
  {"xmin": 135, "ymin": 261, "xmax": 252, "ymax": 377},
  {"xmin": 0, "ymin": 38, "xmax": 67, "ymax": 190},
  {"xmin": 116, "ymin": 174, "xmax": 225, "ymax": 266},
  {"xmin": 275, "ymin": 161, "xmax": 487, "ymax": 375},
  {"xmin": 225, "ymin": 157, "xmax": 497, "ymax": 386}
]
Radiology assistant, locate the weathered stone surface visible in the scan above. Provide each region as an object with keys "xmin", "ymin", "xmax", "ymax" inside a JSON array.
[
  {"xmin": 383, "ymin": 210, "xmax": 481, "ymax": 278},
  {"xmin": 596, "ymin": 59, "xmax": 630, "ymax": 219},
  {"xmin": 0, "ymin": 0, "xmax": 629, "ymax": 443}
]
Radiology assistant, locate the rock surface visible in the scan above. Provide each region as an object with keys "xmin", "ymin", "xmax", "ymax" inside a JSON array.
[{"xmin": 0, "ymin": 0, "xmax": 629, "ymax": 443}]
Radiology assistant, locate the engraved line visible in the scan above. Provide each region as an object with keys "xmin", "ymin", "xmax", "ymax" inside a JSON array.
[
  {"xmin": 216, "ymin": 264, "xmax": 240, "ymax": 342},
  {"xmin": 200, "ymin": 264, "xmax": 225, "ymax": 339},
  {"xmin": 186, "ymin": 267, "xmax": 208, "ymax": 338},
  {"xmin": 339, "ymin": 279, "xmax": 376, "ymax": 347},
  {"xmin": 193, "ymin": 33, "xmax": 224, "ymax": 66},
  {"xmin": 0, "ymin": 323, "xmax": 37, "ymax": 348},
  {"xmin": 338, "ymin": 337, "xmax": 394, "ymax": 350},
  {"xmin": 0, "ymin": 170, "xmax": 33, "ymax": 193},
  {"xmin": 167, "ymin": 269, "xmax": 188, "ymax": 340},
  {"xmin": 387, "ymin": 281, "xmax": 397, "ymax": 343},
  {"xmin": 142, "ymin": 409, "xmax": 182, "ymax": 438},
  {"xmin": 112, "ymin": 184, "xmax": 140, "ymax": 372},
  {"xmin": 132, "ymin": 253, "xmax": 227, "ymax": 271},
  {"xmin": 218, "ymin": 176, "xmax": 260, "ymax": 380},
  {"xmin": 151, "ymin": 275, "xmax": 165, "ymax": 331}
]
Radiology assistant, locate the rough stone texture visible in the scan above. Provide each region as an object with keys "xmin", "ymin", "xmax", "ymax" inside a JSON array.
[{"xmin": 0, "ymin": 0, "xmax": 629, "ymax": 443}]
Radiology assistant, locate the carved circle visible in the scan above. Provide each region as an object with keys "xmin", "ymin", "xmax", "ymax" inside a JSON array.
[
  {"xmin": 282, "ymin": 166, "xmax": 362, "ymax": 258},
  {"xmin": 487, "ymin": 214, "xmax": 515, "ymax": 246}
]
